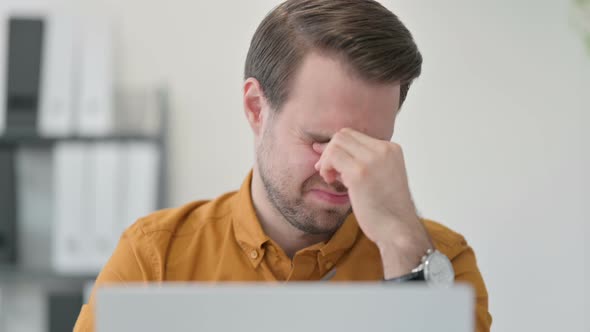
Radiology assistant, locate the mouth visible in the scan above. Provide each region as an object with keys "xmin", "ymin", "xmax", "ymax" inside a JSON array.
[{"xmin": 309, "ymin": 189, "xmax": 350, "ymax": 205}]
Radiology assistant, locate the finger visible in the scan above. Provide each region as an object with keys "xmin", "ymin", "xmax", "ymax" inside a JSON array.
[
  {"xmin": 313, "ymin": 129, "xmax": 376, "ymax": 161},
  {"xmin": 312, "ymin": 142, "xmax": 328, "ymax": 154},
  {"xmin": 341, "ymin": 128, "xmax": 382, "ymax": 150},
  {"xmin": 330, "ymin": 130, "xmax": 375, "ymax": 163},
  {"xmin": 317, "ymin": 144, "xmax": 359, "ymax": 185}
]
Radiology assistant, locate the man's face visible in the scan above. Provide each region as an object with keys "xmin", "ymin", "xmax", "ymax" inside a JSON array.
[{"xmin": 256, "ymin": 52, "xmax": 401, "ymax": 235}]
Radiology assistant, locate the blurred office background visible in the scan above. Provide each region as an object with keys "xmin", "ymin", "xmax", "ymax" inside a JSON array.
[{"xmin": 0, "ymin": 0, "xmax": 588, "ymax": 331}]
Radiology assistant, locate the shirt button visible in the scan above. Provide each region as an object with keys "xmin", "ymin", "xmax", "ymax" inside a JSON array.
[
  {"xmin": 325, "ymin": 261, "xmax": 334, "ymax": 270},
  {"xmin": 250, "ymin": 250, "xmax": 259, "ymax": 260}
]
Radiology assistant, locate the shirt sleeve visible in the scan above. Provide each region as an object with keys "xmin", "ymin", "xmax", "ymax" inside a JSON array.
[
  {"xmin": 424, "ymin": 219, "xmax": 492, "ymax": 332},
  {"xmin": 73, "ymin": 229, "xmax": 153, "ymax": 332},
  {"xmin": 450, "ymin": 239, "xmax": 493, "ymax": 332}
]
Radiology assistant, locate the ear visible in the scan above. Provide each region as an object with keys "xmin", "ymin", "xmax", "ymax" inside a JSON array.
[{"xmin": 243, "ymin": 77, "xmax": 269, "ymax": 138}]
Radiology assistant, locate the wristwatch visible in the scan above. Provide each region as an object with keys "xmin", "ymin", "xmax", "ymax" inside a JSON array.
[{"xmin": 384, "ymin": 249, "xmax": 455, "ymax": 288}]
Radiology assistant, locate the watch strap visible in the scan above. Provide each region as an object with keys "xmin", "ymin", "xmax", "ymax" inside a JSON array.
[
  {"xmin": 383, "ymin": 269, "xmax": 425, "ymax": 282},
  {"xmin": 383, "ymin": 248, "xmax": 435, "ymax": 283}
]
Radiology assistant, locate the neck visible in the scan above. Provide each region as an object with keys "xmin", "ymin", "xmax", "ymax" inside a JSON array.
[{"xmin": 250, "ymin": 167, "xmax": 331, "ymax": 258}]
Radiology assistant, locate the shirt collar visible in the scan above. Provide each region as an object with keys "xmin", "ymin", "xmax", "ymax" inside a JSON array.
[{"xmin": 231, "ymin": 170, "xmax": 360, "ymax": 264}]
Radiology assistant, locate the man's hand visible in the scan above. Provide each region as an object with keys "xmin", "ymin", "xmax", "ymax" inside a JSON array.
[{"xmin": 313, "ymin": 128, "xmax": 433, "ymax": 279}]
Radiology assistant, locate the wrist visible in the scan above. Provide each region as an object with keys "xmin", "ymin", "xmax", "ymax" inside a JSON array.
[
  {"xmin": 383, "ymin": 249, "xmax": 456, "ymax": 287},
  {"xmin": 376, "ymin": 224, "xmax": 433, "ymax": 280},
  {"xmin": 379, "ymin": 240, "xmax": 433, "ymax": 279}
]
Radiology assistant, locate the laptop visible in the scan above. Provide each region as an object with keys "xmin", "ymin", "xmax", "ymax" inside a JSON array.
[{"xmin": 96, "ymin": 283, "xmax": 474, "ymax": 332}]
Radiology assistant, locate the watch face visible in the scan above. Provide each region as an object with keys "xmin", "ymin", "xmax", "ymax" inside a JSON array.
[{"xmin": 424, "ymin": 251, "xmax": 455, "ymax": 287}]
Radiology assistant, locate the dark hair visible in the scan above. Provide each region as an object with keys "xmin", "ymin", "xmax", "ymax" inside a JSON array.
[{"xmin": 244, "ymin": 0, "xmax": 423, "ymax": 111}]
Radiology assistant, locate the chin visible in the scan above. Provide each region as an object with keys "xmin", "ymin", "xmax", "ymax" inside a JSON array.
[{"xmin": 315, "ymin": 210, "xmax": 351, "ymax": 228}]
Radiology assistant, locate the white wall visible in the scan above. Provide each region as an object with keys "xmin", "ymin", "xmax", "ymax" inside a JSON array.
[
  {"xmin": 65, "ymin": 0, "xmax": 282, "ymax": 203},
  {"xmin": 390, "ymin": 1, "xmax": 588, "ymax": 331},
  {"xmin": 21, "ymin": 0, "xmax": 590, "ymax": 331}
]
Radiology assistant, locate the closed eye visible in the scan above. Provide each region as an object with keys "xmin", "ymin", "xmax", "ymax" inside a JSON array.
[{"xmin": 304, "ymin": 131, "xmax": 332, "ymax": 144}]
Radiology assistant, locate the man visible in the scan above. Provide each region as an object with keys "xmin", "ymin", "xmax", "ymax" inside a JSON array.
[{"xmin": 74, "ymin": 0, "xmax": 492, "ymax": 331}]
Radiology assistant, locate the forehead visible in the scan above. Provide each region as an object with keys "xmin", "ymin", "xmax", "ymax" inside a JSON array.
[{"xmin": 281, "ymin": 52, "xmax": 400, "ymax": 141}]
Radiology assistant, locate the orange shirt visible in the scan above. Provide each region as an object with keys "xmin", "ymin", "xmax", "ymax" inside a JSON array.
[{"xmin": 74, "ymin": 171, "xmax": 492, "ymax": 331}]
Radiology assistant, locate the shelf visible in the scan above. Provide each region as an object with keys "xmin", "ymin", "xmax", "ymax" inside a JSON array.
[
  {"xmin": 0, "ymin": 265, "xmax": 96, "ymax": 287},
  {"xmin": 0, "ymin": 133, "xmax": 162, "ymax": 146}
]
